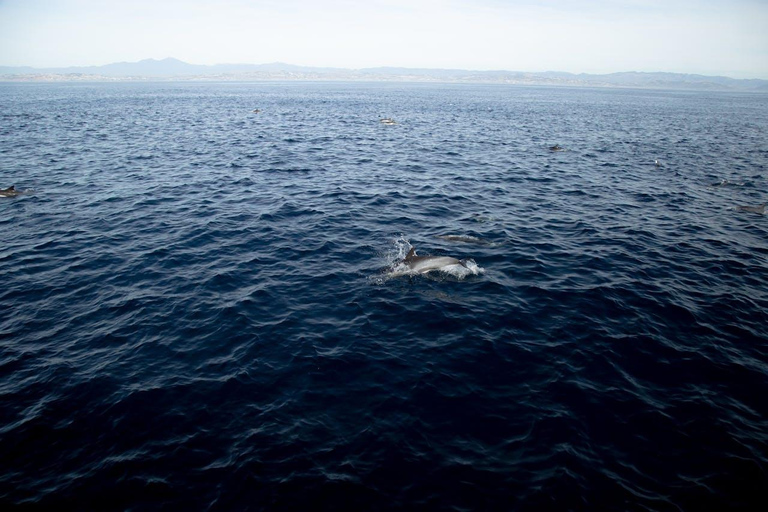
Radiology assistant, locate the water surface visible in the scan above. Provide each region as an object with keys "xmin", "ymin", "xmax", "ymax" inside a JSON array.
[{"xmin": 1, "ymin": 82, "xmax": 767, "ymax": 510}]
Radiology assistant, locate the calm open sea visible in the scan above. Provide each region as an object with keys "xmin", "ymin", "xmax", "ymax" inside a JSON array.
[{"xmin": 1, "ymin": 81, "xmax": 767, "ymax": 511}]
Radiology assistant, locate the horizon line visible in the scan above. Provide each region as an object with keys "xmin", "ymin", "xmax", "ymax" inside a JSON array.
[{"xmin": 2, "ymin": 57, "xmax": 767, "ymax": 82}]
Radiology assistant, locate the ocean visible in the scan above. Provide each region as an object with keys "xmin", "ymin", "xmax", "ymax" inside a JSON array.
[{"xmin": 1, "ymin": 81, "xmax": 767, "ymax": 511}]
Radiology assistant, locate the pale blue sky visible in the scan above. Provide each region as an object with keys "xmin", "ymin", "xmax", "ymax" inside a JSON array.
[{"xmin": 1, "ymin": 0, "xmax": 766, "ymax": 78}]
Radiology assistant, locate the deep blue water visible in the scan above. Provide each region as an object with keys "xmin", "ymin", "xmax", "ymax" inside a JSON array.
[{"xmin": 1, "ymin": 81, "xmax": 767, "ymax": 511}]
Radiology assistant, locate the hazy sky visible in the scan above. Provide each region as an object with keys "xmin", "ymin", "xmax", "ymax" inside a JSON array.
[{"xmin": 1, "ymin": 0, "xmax": 766, "ymax": 78}]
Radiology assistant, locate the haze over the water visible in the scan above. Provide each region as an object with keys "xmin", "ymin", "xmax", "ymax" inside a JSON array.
[{"xmin": 1, "ymin": 0, "xmax": 767, "ymax": 79}]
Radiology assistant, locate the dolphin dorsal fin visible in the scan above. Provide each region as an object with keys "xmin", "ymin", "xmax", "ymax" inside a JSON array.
[
  {"xmin": 6, "ymin": 186, "xmax": 14, "ymax": 191},
  {"xmin": 405, "ymin": 248, "xmax": 416, "ymax": 261}
]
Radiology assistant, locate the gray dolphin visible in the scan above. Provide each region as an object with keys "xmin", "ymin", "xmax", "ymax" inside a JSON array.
[
  {"xmin": 710, "ymin": 179, "xmax": 744, "ymax": 188},
  {"xmin": 436, "ymin": 234, "xmax": 491, "ymax": 245},
  {"xmin": 735, "ymin": 202, "xmax": 766, "ymax": 214},
  {"xmin": 401, "ymin": 247, "xmax": 468, "ymax": 274},
  {"xmin": 0, "ymin": 185, "xmax": 19, "ymax": 197}
]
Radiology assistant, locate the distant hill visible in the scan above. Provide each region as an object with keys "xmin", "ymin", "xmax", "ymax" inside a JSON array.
[
  {"xmin": 1, "ymin": 58, "xmax": 766, "ymax": 92},
  {"xmin": 0, "ymin": 58, "xmax": 350, "ymax": 78}
]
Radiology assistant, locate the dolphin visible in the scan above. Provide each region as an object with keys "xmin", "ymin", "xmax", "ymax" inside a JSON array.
[
  {"xmin": 0, "ymin": 185, "xmax": 19, "ymax": 197},
  {"xmin": 735, "ymin": 202, "xmax": 766, "ymax": 214},
  {"xmin": 380, "ymin": 118, "xmax": 396, "ymax": 125},
  {"xmin": 710, "ymin": 179, "xmax": 744, "ymax": 188},
  {"xmin": 436, "ymin": 234, "xmax": 491, "ymax": 245},
  {"xmin": 549, "ymin": 144, "xmax": 565, "ymax": 151},
  {"xmin": 401, "ymin": 247, "xmax": 468, "ymax": 274}
]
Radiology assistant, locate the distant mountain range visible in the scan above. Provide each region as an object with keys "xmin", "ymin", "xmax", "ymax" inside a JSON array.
[{"xmin": 1, "ymin": 57, "xmax": 766, "ymax": 92}]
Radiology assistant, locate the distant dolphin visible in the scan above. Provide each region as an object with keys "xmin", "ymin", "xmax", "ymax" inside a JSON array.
[
  {"xmin": 380, "ymin": 118, "xmax": 396, "ymax": 125},
  {"xmin": 401, "ymin": 247, "xmax": 468, "ymax": 274},
  {"xmin": 735, "ymin": 202, "xmax": 766, "ymax": 214},
  {"xmin": 549, "ymin": 144, "xmax": 565, "ymax": 151},
  {"xmin": 710, "ymin": 179, "xmax": 744, "ymax": 188},
  {"xmin": 0, "ymin": 185, "xmax": 19, "ymax": 197},
  {"xmin": 468, "ymin": 213, "xmax": 496, "ymax": 223},
  {"xmin": 436, "ymin": 234, "xmax": 490, "ymax": 245}
]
